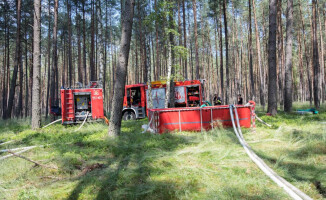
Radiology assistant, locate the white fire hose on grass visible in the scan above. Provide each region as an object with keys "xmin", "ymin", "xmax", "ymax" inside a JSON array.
[
  {"xmin": 229, "ymin": 105, "xmax": 312, "ymax": 200},
  {"xmin": 42, "ymin": 118, "xmax": 62, "ymax": 128},
  {"xmin": 75, "ymin": 111, "xmax": 89, "ymax": 132}
]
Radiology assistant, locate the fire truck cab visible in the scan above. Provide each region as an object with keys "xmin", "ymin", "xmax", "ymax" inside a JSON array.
[{"xmin": 122, "ymin": 80, "xmax": 205, "ymax": 120}]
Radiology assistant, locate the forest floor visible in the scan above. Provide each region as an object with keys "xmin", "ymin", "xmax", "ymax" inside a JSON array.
[{"xmin": 0, "ymin": 103, "xmax": 325, "ymax": 200}]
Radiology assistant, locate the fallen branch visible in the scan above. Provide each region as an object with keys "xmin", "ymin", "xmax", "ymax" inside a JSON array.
[
  {"xmin": 7, "ymin": 150, "xmax": 58, "ymax": 169},
  {"xmin": 255, "ymin": 116, "xmax": 272, "ymax": 127},
  {"xmin": 78, "ymin": 163, "xmax": 104, "ymax": 177}
]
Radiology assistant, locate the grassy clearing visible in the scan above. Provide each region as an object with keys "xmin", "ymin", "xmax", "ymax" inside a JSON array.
[{"xmin": 0, "ymin": 103, "xmax": 325, "ymax": 199}]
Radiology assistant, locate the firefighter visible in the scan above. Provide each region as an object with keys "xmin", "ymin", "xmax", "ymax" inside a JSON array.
[
  {"xmin": 213, "ymin": 94, "xmax": 222, "ymax": 105},
  {"xmin": 237, "ymin": 94, "xmax": 243, "ymax": 105}
]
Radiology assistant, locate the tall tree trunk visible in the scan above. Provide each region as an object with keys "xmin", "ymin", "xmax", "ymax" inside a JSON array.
[
  {"xmin": 312, "ymin": 0, "xmax": 320, "ymax": 108},
  {"xmin": 108, "ymin": 0, "xmax": 135, "ymax": 136},
  {"xmin": 24, "ymin": 20, "xmax": 29, "ymax": 117},
  {"xmin": 218, "ymin": 13, "xmax": 224, "ymax": 100},
  {"xmin": 45, "ymin": 0, "xmax": 51, "ymax": 119},
  {"xmin": 6, "ymin": 0, "xmax": 22, "ymax": 119},
  {"xmin": 83, "ymin": 1, "xmax": 87, "ymax": 85},
  {"xmin": 214, "ymin": 17, "xmax": 219, "ymax": 96},
  {"xmin": 182, "ymin": 0, "xmax": 187, "ymax": 79},
  {"xmin": 32, "ymin": 0, "xmax": 41, "ymax": 129},
  {"xmin": 103, "ymin": 0, "xmax": 108, "ymax": 108},
  {"xmin": 50, "ymin": 0, "xmax": 58, "ymax": 120},
  {"xmin": 223, "ymin": 0, "xmax": 229, "ymax": 104},
  {"xmin": 90, "ymin": 0, "xmax": 95, "ymax": 81},
  {"xmin": 252, "ymin": 0, "xmax": 265, "ymax": 109},
  {"xmin": 2, "ymin": 8, "xmax": 8, "ymax": 119},
  {"xmin": 297, "ymin": 31, "xmax": 304, "ymax": 102},
  {"xmin": 323, "ymin": 8, "xmax": 326, "ymax": 103},
  {"xmin": 192, "ymin": 0, "xmax": 200, "ymax": 79},
  {"xmin": 298, "ymin": 0, "xmax": 312, "ymax": 105},
  {"xmin": 318, "ymin": 5, "xmax": 325, "ymax": 103},
  {"xmin": 284, "ymin": 0, "xmax": 293, "ymax": 112},
  {"xmin": 277, "ymin": 0, "xmax": 284, "ymax": 106},
  {"xmin": 29, "ymin": 42, "xmax": 33, "ymax": 117},
  {"xmin": 268, "ymin": 0, "xmax": 278, "ymax": 115},
  {"xmin": 165, "ymin": 2, "xmax": 176, "ymax": 108},
  {"xmin": 155, "ymin": 0, "xmax": 160, "ymax": 81},
  {"xmin": 97, "ymin": 1, "xmax": 105, "ymax": 83},
  {"xmin": 76, "ymin": 7, "xmax": 83, "ymax": 84},
  {"xmin": 248, "ymin": 0, "xmax": 254, "ymax": 101},
  {"xmin": 17, "ymin": 36, "xmax": 24, "ymax": 117},
  {"xmin": 177, "ymin": 0, "xmax": 182, "ymax": 76},
  {"xmin": 66, "ymin": 0, "xmax": 72, "ymax": 86}
]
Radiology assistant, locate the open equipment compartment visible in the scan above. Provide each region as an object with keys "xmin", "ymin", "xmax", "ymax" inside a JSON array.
[
  {"xmin": 74, "ymin": 92, "xmax": 91, "ymax": 121},
  {"xmin": 186, "ymin": 85, "xmax": 200, "ymax": 107}
]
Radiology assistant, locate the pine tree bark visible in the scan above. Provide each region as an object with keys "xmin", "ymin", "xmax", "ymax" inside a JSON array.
[
  {"xmin": 45, "ymin": 0, "xmax": 51, "ymax": 119},
  {"xmin": 284, "ymin": 0, "xmax": 293, "ymax": 112},
  {"xmin": 217, "ymin": 14, "xmax": 224, "ymax": 100},
  {"xmin": 6, "ymin": 0, "xmax": 22, "ymax": 119},
  {"xmin": 252, "ymin": 0, "xmax": 265, "ymax": 109},
  {"xmin": 317, "ymin": 5, "xmax": 325, "ymax": 103},
  {"xmin": 312, "ymin": 0, "xmax": 320, "ymax": 108},
  {"xmin": 192, "ymin": 0, "xmax": 200, "ymax": 79},
  {"xmin": 298, "ymin": 0, "xmax": 312, "ymax": 105},
  {"xmin": 66, "ymin": 0, "xmax": 72, "ymax": 86},
  {"xmin": 297, "ymin": 31, "xmax": 304, "ymax": 101},
  {"xmin": 103, "ymin": 0, "xmax": 108, "ymax": 105},
  {"xmin": 108, "ymin": 0, "xmax": 135, "ymax": 136},
  {"xmin": 182, "ymin": 0, "xmax": 187, "ymax": 79},
  {"xmin": 165, "ymin": 2, "xmax": 176, "ymax": 108},
  {"xmin": 214, "ymin": 17, "xmax": 219, "ymax": 96},
  {"xmin": 2, "ymin": 7, "xmax": 9, "ymax": 119},
  {"xmin": 24, "ymin": 28, "xmax": 29, "ymax": 117},
  {"xmin": 90, "ymin": 0, "xmax": 96, "ymax": 81},
  {"xmin": 323, "ymin": 8, "xmax": 326, "ymax": 102},
  {"xmin": 268, "ymin": 0, "xmax": 278, "ymax": 115},
  {"xmin": 82, "ymin": 1, "xmax": 87, "ymax": 85},
  {"xmin": 50, "ymin": 0, "xmax": 58, "ymax": 121},
  {"xmin": 277, "ymin": 0, "xmax": 284, "ymax": 106},
  {"xmin": 248, "ymin": 0, "xmax": 254, "ymax": 101},
  {"xmin": 223, "ymin": 0, "xmax": 229, "ymax": 104},
  {"xmin": 32, "ymin": 0, "xmax": 41, "ymax": 129},
  {"xmin": 76, "ymin": 7, "xmax": 83, "ymax": 84},
  {"xmin": 28, "ymin": 43, "xmax": 33, "ymax": 117},
  {"xmin": 97, "ymin": 1, "xmax": 105, "ymax": 83},
  {"xmin": 155, "ymin": 0, "xmax": 160, "ymax": 81}
]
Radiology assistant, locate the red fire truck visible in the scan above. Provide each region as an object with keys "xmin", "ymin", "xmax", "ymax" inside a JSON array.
[
  {"xmin": 61, "ymin": 81, "xmax": 105, "ymax": 124},
  {"xmin": 122, "ymin": 79, "xmax": 206, "ymax": 120}
]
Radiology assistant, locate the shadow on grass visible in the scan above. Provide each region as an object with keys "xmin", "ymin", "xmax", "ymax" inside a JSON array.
[
  {"xmin": 255, "ymin": 150, "xmax": 326, "ymax": 198},
  {"xmin": 65, "ymin": 120, "xmax": 194, "ymax": 200}
]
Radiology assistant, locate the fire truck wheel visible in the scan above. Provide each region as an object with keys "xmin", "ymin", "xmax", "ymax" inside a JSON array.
[{"xmin": 123, "ymin": 111, "xmax": 136, "ymax": 121}]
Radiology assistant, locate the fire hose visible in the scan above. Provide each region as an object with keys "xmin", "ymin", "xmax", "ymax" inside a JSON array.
[
  {"xmin": 229, "ymin": 105, "xmax": 312, "ymax": 200},
  {"xmin": 42, "ymin": 118, "xmax": 62, "ymax": 128},
  {"xmin": 75, "ymin": 111, "xmax": 89, "ymax": 132}
]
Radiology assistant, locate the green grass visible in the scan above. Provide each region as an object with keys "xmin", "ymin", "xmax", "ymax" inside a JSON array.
[{"xmin": 0, "ymin": 102, "xmax": 325, "ymax": 199}]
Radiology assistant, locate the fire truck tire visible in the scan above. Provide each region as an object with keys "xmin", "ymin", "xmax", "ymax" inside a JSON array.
[{"xmin": 123, "ymin": 110, "xmax": 136, "ymax": 121}]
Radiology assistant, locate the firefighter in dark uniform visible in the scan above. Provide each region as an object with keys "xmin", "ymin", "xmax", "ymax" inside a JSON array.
[
  {"xmin": 237, "ymin": 94, "xmax": 243, "ymax": 105},
  {"xmin": 213, "ymin": 94, "xmax": 222, "ymax": 105}
]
